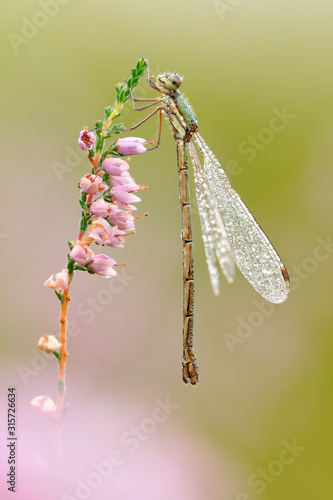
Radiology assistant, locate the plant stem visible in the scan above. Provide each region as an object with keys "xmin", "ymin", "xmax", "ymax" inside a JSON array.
[
  {"xmin": 89, "ymin": 152, "xmax": 100, "ymax": 172},
  {"xmin": 103, "ymin": 102, "xmax": 123, "ymax": 132},
  {"xmin": 54, "ymin": 147, "xmax": 96, "ymax": 460},
  {"xmin": 55, "ymin": 282, "xmax": 71, "ymax": 466},
  {"xmin": 53, "ymin": 110, "xmax": 117, "ymax": 463}
]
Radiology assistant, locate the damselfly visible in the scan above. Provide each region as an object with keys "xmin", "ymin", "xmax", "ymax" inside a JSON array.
[{"xmin": 126, "ymin": 59, "xmax": 290, "ymax": 386}]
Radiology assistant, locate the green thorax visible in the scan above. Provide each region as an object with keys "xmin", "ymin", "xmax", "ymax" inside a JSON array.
[
  {"xmin": 167, "ymin": 93, "xmax": 198, "ymax": 142},
  {"xmin": 178, "ymin": 95, "xmax": 198, "ymax": 128}
]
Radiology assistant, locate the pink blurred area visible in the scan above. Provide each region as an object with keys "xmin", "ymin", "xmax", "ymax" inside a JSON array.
[{"xmin": 0, "ymin": 369, "xmax": 238, "ymax": 500}]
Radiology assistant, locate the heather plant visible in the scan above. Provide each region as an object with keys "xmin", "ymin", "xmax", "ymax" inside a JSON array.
[{"xmin": 31, "ymin": 59, "xmax": 148, "ymax": 462}]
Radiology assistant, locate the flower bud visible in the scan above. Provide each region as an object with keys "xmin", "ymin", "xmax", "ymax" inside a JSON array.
[
  {"xmin": 88, "ymin": 254, "xmax": 117, "ymax": 278},
  {"xmin": 37, "ymin": 335, "xmax": 61, "ymax": 353},
  {"xmin": 80, "ymin": 174, "xmax": 106, "ymax": 195},
  {"xmin": 90, "ymin": 199, "xmax": 117, "ymax": 218},
  {"xmin": 116, "ymin": 137, "xmax": 147, "ymax": 155},
  {"xmin": 111, "ymin": 185, "xmax": 142, "ymax": 210},
  {"xmin": 70, "ymin": 242, "xmax": 95, "ymax": 266},
  {"xmin": 108, "ymin": 210, "xmax": 135, "ymax": 232},
  {"xmin": 30, "ymin": 395, "xmax": 57, "ymax": 414},
  {"xmin": 102, "ymin": 157, "xmax": 130, "ymax": 176}
]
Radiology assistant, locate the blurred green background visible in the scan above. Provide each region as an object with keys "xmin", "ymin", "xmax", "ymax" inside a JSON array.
[{"xmin": 1, "ymin": 0, "xmax": 333, "ymax": 498}]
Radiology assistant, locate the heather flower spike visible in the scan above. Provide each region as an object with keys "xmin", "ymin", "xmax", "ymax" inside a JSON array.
[{"xmin": 37, "ymin": 58, "xmax": 148, "ymax": 464}]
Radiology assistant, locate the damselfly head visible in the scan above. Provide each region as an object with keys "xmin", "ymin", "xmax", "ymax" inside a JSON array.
[{"xmin": 156, "ymin": 72, "xmax": 182, "ymax": 92}]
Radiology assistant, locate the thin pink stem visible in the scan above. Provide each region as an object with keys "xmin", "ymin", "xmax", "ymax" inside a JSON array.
[{"xmin": 54, "ymin": 281, "xmax": 71, "ymax": 467}]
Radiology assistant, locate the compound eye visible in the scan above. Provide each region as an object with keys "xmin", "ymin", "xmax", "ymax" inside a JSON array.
[{"xmin": 165, "ymin": 74, "xmax": 182, "ymax": 90}]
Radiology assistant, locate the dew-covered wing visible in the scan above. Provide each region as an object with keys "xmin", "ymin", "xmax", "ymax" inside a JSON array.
[
  {"xmin": 194, "ymin": 132, "xmax": 290, "ymax": 304},
  {"xmin": 187, "ymin": 141, "xmax": 235, "ymax": 296}
]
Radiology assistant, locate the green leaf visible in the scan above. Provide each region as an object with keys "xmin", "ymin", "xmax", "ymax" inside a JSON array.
[
  {"xmin": 103, "ymin": 193, "xmax": 112, "ymax": 203},
  {"xmin": 96, "ymin": 136, "xmax": 104, "ymax": 152},
  {"xmin": 79, "ymin": 198, "xmax": 86, "ymax": 210},
  {"xmin": 100, "ymin": 131, "xmax": 113, "ymax": 140},
  {"xmin": 116, "ymin": 82, "xmax": 124, "ymax": 94},
  {"xmin": 132, "ymin": 58, "xmax": 147, "ymax": 83},
  {"xmin": 102, "ymin": 171, "xmax": 110, "ymax": 184},
  {"xmin": 121, "ymin": 58, "xmax": 148, "ymax": 105},
  {"xmin": 55, "ymin": 290, "xmax": 63, "ymax": 303},
  {"xmin": 100, "ymin": 150, "xmax": 107, "ymax": 161},
  {"xmin": 53, "ymin": 351, "xmax": 60, "ymax": 360},
  {"xmin": 95, "ymin": 120, "xmax": 103, "ymax": 131},
  {"xmin": 80, "ymin": 218, "xmax": 88, "ymax": 232},
  {"xmin": 111, "ymin": 123, "xmax": 126, "ymax": 132},
  {"xmin": 104, "ymin": 106, "xmax": 112, "ymax": 120},
  {"xmin": 74, "ymin": 265, "xmax": 87, "ymax": 272},
  {"xmin": 67, "ymin": 257, "xmax": 75, "ymax": 273},
  {"xmin": 67, "ymin": 240, "xmax": 74, "ymax": 251},
  {"xmin": 123, "ymin": 88, "xmax": 131, "ymax": 101},
  {"xmin": 112, "ymin": 111, "xmax": 122, "ymax": 121}
]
